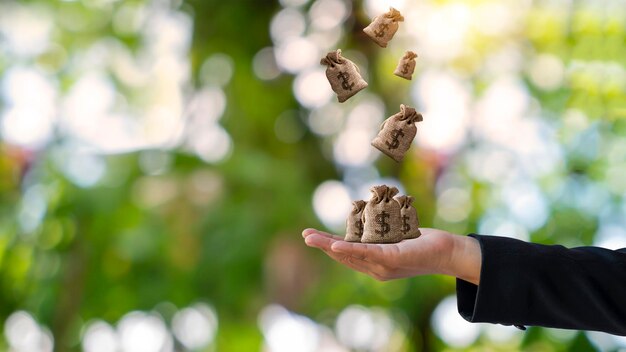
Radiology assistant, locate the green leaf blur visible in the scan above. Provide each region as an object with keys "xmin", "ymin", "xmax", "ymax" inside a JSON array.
[{"xmin": 0, "ymin": 0, "xmax": 625, "ymax": 351}]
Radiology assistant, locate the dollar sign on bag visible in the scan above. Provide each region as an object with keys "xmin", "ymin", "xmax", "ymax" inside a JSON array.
[
  {"xmin": 375, "ymin": 211, "xmax": 390, "ymax": 236},
  {"xmin": 337, "ymin": 71, "xmax": 354, "ymax": 91},
  {"xmin": 373, "ymin": 23, "xmax": 389, "ymax": 37},
  {"xmin": 354, "ymin": 220, "xmax": 363, "ymax": 236},
  {"xmin": 402, "ymin": 62, "xmax": 410, "ymax": 74},
  {"xmin": 402, "ymin": 215, "xmax": 410, "ymax": 234},
  {"xmin": 385, "ymin": 129, "xmax": 404, "ymax": 150}
]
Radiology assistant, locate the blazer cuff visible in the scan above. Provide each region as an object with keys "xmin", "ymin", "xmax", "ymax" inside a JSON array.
[{"xmin": 456, "ymin": 234, "xmax": 529, "ymax": 328}]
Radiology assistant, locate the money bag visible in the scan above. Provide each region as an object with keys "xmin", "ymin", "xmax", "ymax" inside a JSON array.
[
  {"xmin": 363, "ymin": 7, "xmax": 404, "ymax": 48},
  {"xmin": 371, "ymin": 104, "xmax": 423, "ymax": 162},
  {"xmin": 361, "ymin": 185, "xmax": 403, "ymax": 244},
  {"xmin": 320, "ymin": 49, "xmax": 368, "ymax": 103},
  {"xmin": 345, "ymin": 200, "xmax": 367, "ymax": 242},
  {"xmin": 394, "ymin": 51, "xmax": 418, "ymax": 80},
  {"xmin": 395, "ymin": 195, "xmax": 421, "ymax": 240}
]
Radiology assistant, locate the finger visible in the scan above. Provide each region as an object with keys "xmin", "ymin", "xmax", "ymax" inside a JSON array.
[
  {"xmin": 302, "ymin": 228, "xmax": 318, "ymax": 238},
  {"xmin": 330, "ymin": 241, "xmax": 386, "ymax": 261},
  {"xmin": 302, "ymin": 228, "xmax": 344, "ymax": 241},
  {"xmin": 304, "ymin": 233, "xmax": 340, "ymax": 251}
]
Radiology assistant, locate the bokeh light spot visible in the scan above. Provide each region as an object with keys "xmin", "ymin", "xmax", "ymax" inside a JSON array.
[
  {"xmin": 199, "ymin": 53, "xmax": 234, "ymax": 87},
  {"xmin": 253, "ymin": 47, "xmax": 281, "ymax": 81},
  {"xmin": 293, "ymin": 68, "xmax": 334, "ymax": 108},
  {"xmin": 82, "ymin": 321, "xmax": 118, "ymax": 352},
  {"xmin": 312, "ymin": 180, "xmax": 352, "ymax": 231},
  {"xmin": 172, "ymin": 303, "xmax": 218, "ymax": 350},
  {"xmin": 431, "ymin": 295, "xmax": 480, "ymax": 348}
]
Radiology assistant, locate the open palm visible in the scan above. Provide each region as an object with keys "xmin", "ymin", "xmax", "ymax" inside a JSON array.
[{"xmin": 302, "ymin": 228, "xmax": 460, "ymax": 281}]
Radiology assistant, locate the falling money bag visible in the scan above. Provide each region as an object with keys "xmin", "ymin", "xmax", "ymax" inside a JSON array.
[
  {"xmin": 371, "ymin": 104, "xmax": 423, "ymax": 162},
  {"xmin": 395, "ymin": 195, "xmax": 421, "ymax": 240},
  {"xmin": 394, "ymin": 51, "xmax": 418, "ymax": 80},
  {"xmin": 320, "ymin": 49, "xmax": 368, "ymax": 103},
  {"xmin": 361, "ymin": 185, "xmax": 403, "ymax": 244},
  {"xmin": 345, "ymin": 200, "xmax": 367, "ymax": 242},
  {"xmin": 363, "ymin": 7, "xmax": 404, "ymax": 48}
]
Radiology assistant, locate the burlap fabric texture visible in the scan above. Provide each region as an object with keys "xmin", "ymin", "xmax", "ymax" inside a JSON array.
[
  {"xmin": 361, "ymin": 185, "xmax": 403, "ymax": 244},
  {"xmin": 394, "ymin": 51, "xmax": 418, "ymax": 80},
  {"xmin": 320, "ymin": 49, "xmax": 368, "ymax": 103},
  {"xmin": 395, "ymin": 195, "xmax": 421, "ymax": 239},
  {"xmin": 363, "ymin": 7, "xmax": 404, "ymax": 48},
  {"xmin": 371, "ymin": 104, "xmax": 423, "ymax": 162},
  {"xmin": 344, "ymin": 200, "xmax": 367, "ymax": 242}
]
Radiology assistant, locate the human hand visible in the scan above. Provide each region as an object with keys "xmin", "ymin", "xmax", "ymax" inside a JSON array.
[{"xmin": 302, "ymin": 228, "xmax": 481, "ymax": 284}]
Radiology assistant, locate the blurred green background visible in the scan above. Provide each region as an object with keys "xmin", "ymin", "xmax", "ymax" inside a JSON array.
[{"xmin": 0, "ymin": 0, "xmax": 625, "ymax": 351}]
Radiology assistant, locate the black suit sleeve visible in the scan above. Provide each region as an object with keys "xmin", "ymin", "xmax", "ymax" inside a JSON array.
[{"xmin": 456, "ymin": 234, "xmax": 626, "ymax": 336}]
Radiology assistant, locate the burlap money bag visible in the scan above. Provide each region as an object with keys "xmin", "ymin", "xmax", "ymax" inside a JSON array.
[
  {"xmin": 394, "ymin": 51, "xmax": 418, "ymax": 80},
  {"xmin": 320, "ymin": 49, "xmax": 368, "ymax": 103},
  {"xmin": 395, "ymin": 195, "xmax": 421, "ymax": 240},
  {"xmin": 345, "ymin": 200, "xmax": 367, "ymax": 242},
  {"xmin": 363, "ymin": 7, "xmax": 404, "ymax": 48},
  {"xmin": 361, "ymin": 185, "xmax": 403, "ymax": 244},
  {"xmin": 371, "ymin": 104, "xmax": 423, "ymax": 162}
]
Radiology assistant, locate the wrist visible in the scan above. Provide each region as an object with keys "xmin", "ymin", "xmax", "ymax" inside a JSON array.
[{"xmin": 447, "ymin": 235, "xmax": 482, "ymax": 285}]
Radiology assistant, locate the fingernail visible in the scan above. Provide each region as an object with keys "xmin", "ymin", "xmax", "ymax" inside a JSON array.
[{"xmin": 302, "ymin": 229, "xmax": 316, "ymax": 238}]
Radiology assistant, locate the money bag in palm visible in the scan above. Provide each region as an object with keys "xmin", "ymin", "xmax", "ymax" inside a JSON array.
[
  {"xmin": 371, "ymin": 104, "xmax": 423, "ymax": 162},
  {"xmin": 320, "ymin": 49, "xmax": 368, "ymax": 103},
  {"xmin": 361, "ymin": 185, "xmax": 403, "ymax": 244},
  {"xmin": 395, "ymin": 195, "xmax": 421, "ymax": 240},
  {"xmin": 344, "ymin": 200, "xmax": 366, "ymax": 242}
]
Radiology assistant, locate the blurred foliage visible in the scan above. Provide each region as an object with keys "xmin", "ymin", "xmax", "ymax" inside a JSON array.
[{"xmin": 0, "ymin": 0, "xmax": 625, "ymax": 351}]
